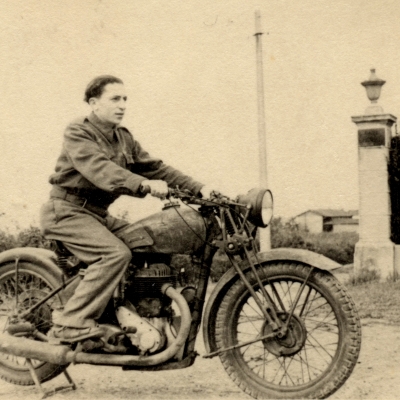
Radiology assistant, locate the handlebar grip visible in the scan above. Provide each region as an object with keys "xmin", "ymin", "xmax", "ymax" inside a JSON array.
[
  {"xmin": 142, "ymin": 185, "xmax": 200, "ymax": 201},
  {"xmin": 141, "ymin": 184, "xmax": 172, "ymax": 198}
]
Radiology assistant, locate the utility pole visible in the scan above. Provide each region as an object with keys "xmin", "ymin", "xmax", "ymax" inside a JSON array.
[{"xmin": 255, "ymin": 10, "xmax": 271, "ymax": 251}]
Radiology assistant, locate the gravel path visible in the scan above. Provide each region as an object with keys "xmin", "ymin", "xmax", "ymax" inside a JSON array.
[{"xmin": 0, "ymin": 319, "xmax": 399, "ymax": 400}]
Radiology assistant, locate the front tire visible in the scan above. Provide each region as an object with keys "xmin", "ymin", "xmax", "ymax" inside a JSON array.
[
  {"xmin": 0, "ymin": 261, "xmax": 68, "ymax": 385},
  {"xmin": 215, "ymin": 262, "xmax": 361, "ymax": 399}
]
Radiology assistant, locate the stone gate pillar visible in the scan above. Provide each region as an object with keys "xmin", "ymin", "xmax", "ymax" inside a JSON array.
[{"xmin": 351, "ymin": 69, "xmax": 397, "ymax": 280}]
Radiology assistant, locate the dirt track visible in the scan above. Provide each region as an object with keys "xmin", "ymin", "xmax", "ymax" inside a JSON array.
[{"xmin": 0, "ymin": 319, "xmax": 400, "ymax": 400}]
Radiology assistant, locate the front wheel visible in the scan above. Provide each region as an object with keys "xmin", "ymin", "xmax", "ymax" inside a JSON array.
[{"xmin": 215, "ymin": 262, "xmax": 361, "ymax": 399}]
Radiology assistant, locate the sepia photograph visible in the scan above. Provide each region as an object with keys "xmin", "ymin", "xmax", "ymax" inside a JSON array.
[{"xmin": 0, "ymin": 1, "xmax": 399, "ymax": 399}]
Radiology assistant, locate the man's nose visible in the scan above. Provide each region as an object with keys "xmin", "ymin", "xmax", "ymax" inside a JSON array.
[{"xmin": 119, "ymin": 100, "xmax": 126, "ymax": 109}]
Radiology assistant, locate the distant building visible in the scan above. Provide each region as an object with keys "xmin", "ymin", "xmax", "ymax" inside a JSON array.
[{"xmin": 293, "ymin": 209, "xmax": 359, "ymax": 233}]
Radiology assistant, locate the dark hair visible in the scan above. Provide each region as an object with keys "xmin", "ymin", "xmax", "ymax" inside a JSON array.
[{"xmin": 84, "ymin": 75, "xmax": 123, "ymax": 103}]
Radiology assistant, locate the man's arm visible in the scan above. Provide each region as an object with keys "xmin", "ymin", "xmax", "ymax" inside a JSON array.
[
  {"xmin": 130, "ymin": 139, "xmax": 204, "ymax": 195},
  {"xmin": 64, "ymin": 123, "xmax": 148, "ymax": 195}
]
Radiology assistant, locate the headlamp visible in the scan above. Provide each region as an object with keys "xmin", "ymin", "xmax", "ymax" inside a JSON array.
[{"xmin": 237, "ymin": 188, "xmax": 273, "ymax": 228}]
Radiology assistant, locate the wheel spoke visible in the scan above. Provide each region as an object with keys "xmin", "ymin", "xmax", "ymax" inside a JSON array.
[
  {"xmin": 305, "ymin": 332, "xmax": 336, "ymax": 360},
  {"xmin": 243, "ymin": 297, "xmax": 264, "ymax": 318},
  {"xmin": 231, "ymin": 274, "xmax": 342, "ymax": 388},
  {"xmin": 298, "ymin": 289, "xmax": 319, "ymax": 316},
  {"xmin": 0, "ymin": 268, "xmax": 57, "ymax": 371},
  {"xmin": 279, "ymin": 357, "xmax": 296, "ymax": 386}
]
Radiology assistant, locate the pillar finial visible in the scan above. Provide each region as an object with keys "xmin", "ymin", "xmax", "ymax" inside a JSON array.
[{"xmin": 361, "ymin": 68, "xmax": 386, "ymax": 114}]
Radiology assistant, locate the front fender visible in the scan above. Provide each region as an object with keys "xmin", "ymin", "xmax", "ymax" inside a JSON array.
[
  {"xmin": 0, "ymin": 247, "xmax": 62, "ymax": 279},
  {"xmin": 253, "ymin": 248, "xmax": 341, "ymax": 271},
  {"xmin": 203, "ymin": 248, "xmax": 342, "ymax": 354}
]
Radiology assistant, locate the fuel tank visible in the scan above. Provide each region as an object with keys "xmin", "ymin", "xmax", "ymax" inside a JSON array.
[{"xmin": 119, "ymin": 204, "xmax": 207, "ymax": 255}]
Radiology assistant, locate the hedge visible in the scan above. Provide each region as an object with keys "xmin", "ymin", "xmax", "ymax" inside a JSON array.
[{"xmin": 0, "ymin": 220, "xmax": 358, "ymax": 284}]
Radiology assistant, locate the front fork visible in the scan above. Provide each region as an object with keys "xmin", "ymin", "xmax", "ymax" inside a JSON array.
[
  {"xmin": 205, "ymin": 248, "xmax": 314, "ymax": 359},
  {"xmin": 227, "ymin": 252, "xmax": 282, "ymax": 331}
]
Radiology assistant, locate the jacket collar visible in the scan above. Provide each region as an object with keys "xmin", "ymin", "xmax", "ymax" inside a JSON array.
[{"xmin": 87, "ymin": 112, "xmax": 116, "ymax": 142}]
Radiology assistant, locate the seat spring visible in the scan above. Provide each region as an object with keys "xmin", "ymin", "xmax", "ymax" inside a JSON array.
[
  {"xmin": 57, "ymin": 255, "xmax": 69, "ymax": 274},
  {"xmin": 224, "ymin": 210, "xmax": 235, "ymax": 236}
]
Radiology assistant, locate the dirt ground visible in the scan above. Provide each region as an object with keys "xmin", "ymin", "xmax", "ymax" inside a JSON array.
[{"xmin": 0, "ymin": 318, "xmax": 399, "ymax": 400}]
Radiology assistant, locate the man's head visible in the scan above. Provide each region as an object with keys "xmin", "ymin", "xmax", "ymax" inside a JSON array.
[{"xmin": 84, "ymin": 75, "xmax": 127, "ymax": 126}]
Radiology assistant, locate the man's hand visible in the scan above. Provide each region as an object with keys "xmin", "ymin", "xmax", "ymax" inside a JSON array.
[
  {"xmin": 140, "ymin": 180, "xmax": 169, "ymax": 199},
  {"xmin": 200, "ymin": 185, "xmax": 218, "ymax": 199}
]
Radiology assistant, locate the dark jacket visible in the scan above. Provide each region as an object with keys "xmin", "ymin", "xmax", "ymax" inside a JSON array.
[{"xmin": 49, "ymin": 112, "xmax": 203, "ymax": 207}]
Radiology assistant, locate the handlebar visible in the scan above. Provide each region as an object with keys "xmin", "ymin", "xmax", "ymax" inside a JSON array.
[
  {"xmin": 167, "ymin": 187, "xmax": 235, "ymax": 207},
  {"xmin": 140, "ymin": 184, "xmax": 235, "ymax": 206},
  {"xmin": 167, "ymin": 188, "xmax": 201, "ymax": 203}
]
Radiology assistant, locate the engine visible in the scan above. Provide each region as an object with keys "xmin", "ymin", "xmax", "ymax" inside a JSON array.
[
  {"xmin": 116, "ymin": 262, "xmax": 181, "ymax": 355},
  {"xmin": 125, "ymin": 262, "xmax": 177, "ymax": 316}
]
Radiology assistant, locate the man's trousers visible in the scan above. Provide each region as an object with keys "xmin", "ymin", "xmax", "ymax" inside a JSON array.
[{"xmin": 40, "ymin": 198, "xmax": 132, "ymax": 328}]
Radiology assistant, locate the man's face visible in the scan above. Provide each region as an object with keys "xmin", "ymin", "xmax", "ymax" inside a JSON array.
[{"xmin": 89, "ymin": 83, "xmax": 127, "ymax": 126}]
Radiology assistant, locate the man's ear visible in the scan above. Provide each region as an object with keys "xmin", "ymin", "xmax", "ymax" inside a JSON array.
[{"xmin": 88, "ymin": 97, "xmax": 98, "ymax": 109}]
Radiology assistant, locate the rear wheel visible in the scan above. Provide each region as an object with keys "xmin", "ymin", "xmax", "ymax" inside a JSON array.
[
  {"xmin": 215, "ymin": 262, "xmax": 361, "ymax": 399},
  {"xmin": 0, "ymin": 261, "xmax": 68, "ymax": 385}
]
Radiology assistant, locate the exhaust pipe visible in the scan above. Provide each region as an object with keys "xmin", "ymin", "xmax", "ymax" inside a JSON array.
[
  {"xmin": 0, "ymin": 334, "xmax": 71, "ymax": 365},
  {"xmin": 0, "ymin": 284, "xmax": 191, "ymax": 367}
]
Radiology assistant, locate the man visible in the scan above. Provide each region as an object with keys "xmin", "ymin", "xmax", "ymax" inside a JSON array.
[{"xmin": 41, "ymin": 75, "xmax": 211, "ymax": 343}]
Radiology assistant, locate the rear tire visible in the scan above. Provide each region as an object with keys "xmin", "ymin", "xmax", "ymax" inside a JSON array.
[
  {"xmin": 0, "ymin": 261, "xmax": 68, "ymax": 385},
  {"xmin": 214, "ymin": 262, "xmax": 361, "ymax": 399}
]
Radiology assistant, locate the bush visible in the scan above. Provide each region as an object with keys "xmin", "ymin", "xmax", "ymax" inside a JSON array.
[
  {"xmin": 0, "ymin": 230, "xmax": 18, "ymax": 252},
  {"xmin": 270, "ymin": 217, "xmax": 358, "ymax": 265},
  {"xmin": 16, "ymin": 226, "xmax": 51, "ymax": 249},
  {"xmin": 210, "ymin": 250, "xmax": 231, "ymax": 282},
  {"xmin": 0, "ymin": 219, "xmax": 357, "ymax": 285},
  {"xmin": 348, "ymin": 267, "xmax": 380, "ymax": 286},
  {"xmin": 171, "ymin": 254, "xmax": 198, "ymax": 286},
  {"xmin": 171, "ymin": 251, "xmax": 231, "ymax": 284},
  {"xmin": 209, "ymin": 216, "xmax": 359, "ymax": 283},
  {"xmin": 0, "ymin": 226, "xmax": 50, "ymax": 252},
  {"xmin": 304, "ymin": 231, "xmax": 358, "ymax": 265},
  {"xmin": 271, "ymin": 217, "xmax": 307, "ymax": 248}
]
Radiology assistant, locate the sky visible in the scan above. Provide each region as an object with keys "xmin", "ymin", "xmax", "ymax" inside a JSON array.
[{"xmin": 1, "ymin": 0, "xmax": 400, "ymax": 230}]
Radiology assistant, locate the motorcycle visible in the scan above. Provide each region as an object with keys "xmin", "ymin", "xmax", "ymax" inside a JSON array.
[{"xmin": 0, "ymin": 188, "xmax": 361, "ymax": 399}]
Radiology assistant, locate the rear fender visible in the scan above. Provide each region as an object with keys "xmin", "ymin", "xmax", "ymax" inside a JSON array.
[
  {"xmin": 203, "ymin": 248, "xmax": 342, "ymax": 354},
  {"xmin": 0, "ymin": 247, "xmax": 62, "ymax": 279}
]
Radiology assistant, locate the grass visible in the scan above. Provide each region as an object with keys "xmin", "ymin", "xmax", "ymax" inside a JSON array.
[
  {"xmin": 346, "ymin": 280, "xmax": 400, "ymax": 323},
  {"xmin": 336, "ymin": 268, "xmax": 400, "ymax": 324}
]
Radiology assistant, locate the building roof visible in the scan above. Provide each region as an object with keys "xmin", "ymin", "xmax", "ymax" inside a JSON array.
[{"xmin": 295, "ymin": 209, "xmax": 359, "ymax": 218}]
